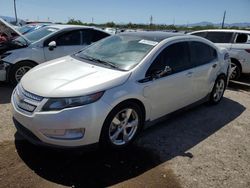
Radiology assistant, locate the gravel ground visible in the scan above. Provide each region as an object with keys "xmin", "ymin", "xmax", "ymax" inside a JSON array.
[{"xmin": 0, "ymin": 77, "xmax": 250, "ymax": 188}]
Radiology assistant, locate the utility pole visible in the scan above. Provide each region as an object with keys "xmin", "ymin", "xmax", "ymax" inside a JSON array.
[
  {"xmin": 222, "ymin": 10, "xmax": 226, "ymax": 29},
  {"xmin": 149, "ymin": 15, "xmax": 153, "ymax": 30},
  {"xmin": 14, "ymin": 0, "xmax": 18, "ymax": 25},
  {"xmin": 150, "ymin": 15, "xmax": 153, "ymax": 25}
]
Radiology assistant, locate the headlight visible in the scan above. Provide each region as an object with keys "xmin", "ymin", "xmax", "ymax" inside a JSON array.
[
  {"xmin": 42, "ymin": 91, "xmax": 104, "ymax": 111},
  {"xmin": 0, "ymin": 60, "xmax": 10, "ymax": 70}
]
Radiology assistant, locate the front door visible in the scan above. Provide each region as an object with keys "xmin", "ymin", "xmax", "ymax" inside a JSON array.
[
  {"xmin": 142, "ymin": 41, "xmax": 196, "ymax": 120},
  {"xmin": 43, "ymin": 30, "xmax": 84, "ymax": 61}
]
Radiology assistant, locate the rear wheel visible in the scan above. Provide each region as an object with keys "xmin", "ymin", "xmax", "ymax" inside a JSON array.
[
  {"xmin": 9, "ymin": 61, "xmax": 36, "ymax": 85},
  {"xmin": 100, "ymin": 102, "xmax": 143, "ymax": 149},
  {"xmin": 209, "ymin": 76, "xmax": 226, "ymax": 104}
]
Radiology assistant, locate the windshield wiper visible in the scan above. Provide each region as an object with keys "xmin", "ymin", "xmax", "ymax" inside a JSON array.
[
  {"xmin": 78, "ymin": 54, "xmax": 123, "ymax": 71},
  {"xmin": 12, "ymin": 40, "xmax": 26, "ymax": 47}
]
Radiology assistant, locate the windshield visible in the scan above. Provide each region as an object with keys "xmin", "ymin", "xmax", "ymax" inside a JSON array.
[
  {"xmin": 13, "ymin": 26, "xmax": 58, "ymax": 45},
  {"xmin": 75, "ymin": 35, "xmax": 158, "ymax": 71}
]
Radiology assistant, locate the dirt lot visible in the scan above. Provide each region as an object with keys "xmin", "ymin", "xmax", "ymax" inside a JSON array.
[{"xmin": 0, "ymin": 77, "xmax": 250, "ymax": 188}]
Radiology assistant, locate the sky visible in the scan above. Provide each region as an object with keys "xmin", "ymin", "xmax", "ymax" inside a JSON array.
[{"xmin": 0, "ymin": 0, "xmax": 250, "ymax": 24}]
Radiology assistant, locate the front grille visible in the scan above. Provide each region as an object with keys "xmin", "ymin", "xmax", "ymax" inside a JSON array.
[
  {"xmin": 17, "ymin": 84, "xmax": 43, "ymax": 102},
  {"xmin": 14, "ymin": 84, "xmax": 44, "ymax": 113}
]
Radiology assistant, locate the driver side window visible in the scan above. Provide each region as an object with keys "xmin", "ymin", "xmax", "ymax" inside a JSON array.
[{"xmin": 146, "ymin": 42, "xmax": 191, "ymax": 77}]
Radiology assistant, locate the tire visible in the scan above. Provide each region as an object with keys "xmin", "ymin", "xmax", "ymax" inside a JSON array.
[
  {"xmin": 230, "ymin": 62, "xmax": 241, "ymax": 80},
  {"xmin": 100, "ymin": 101, "xmax": 143, "ymax": 149},
  {"xmin": 209, "ymin": 75, "xmax": 226, "ymax": 105},
  {"xmin": 9, "ymin": 61, "xmax": 36, "ymax": 85}
]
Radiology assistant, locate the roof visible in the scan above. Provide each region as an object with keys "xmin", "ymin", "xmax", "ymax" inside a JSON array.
[
  {"xmin": 42, "ymin": 24, "xmax": 110, "ymax": 35},
  {"xmin": 47, "ymin": 24, "xmax": 94, "ymax": 30},
  {"xmin": 191, "ymin": 29, "xmax": 250, "ymax": 34},
  {"xmin": 118, "ymin": 31, "xmax": 185, "ymax": 42}
]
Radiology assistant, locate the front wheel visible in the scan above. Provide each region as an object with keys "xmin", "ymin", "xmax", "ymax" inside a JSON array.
[
  {"xmin": 100, "ymin": 102, "xmax": 143, "ymax": 149},
  {"xmin": 9, "ymin": 62, "xmax": 36, "ymax": 85},
  {"xmin": 209, "ymin": 76, "xmax": 226, "ymax": 104}
]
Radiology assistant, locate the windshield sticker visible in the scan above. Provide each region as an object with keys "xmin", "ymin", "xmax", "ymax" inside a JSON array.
[{"xmin": 139, "ymin": 39, "xmax": 158, "ymax": 46}]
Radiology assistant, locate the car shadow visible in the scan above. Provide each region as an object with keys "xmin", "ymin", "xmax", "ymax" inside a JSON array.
[
  {"xmin": 14, "ymin": 97, "xmax": 245, "ymax": 187},
  {"xmin": 0, "ymin": 82, "xmax": 13, "ymax": 104}
]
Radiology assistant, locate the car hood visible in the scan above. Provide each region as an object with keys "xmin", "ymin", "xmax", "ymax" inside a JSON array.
[
  {"xmin": 21, "ymin": 56, "xmax": 131, "ymax": 98},
  {"xmin": 0, "ymin": 18, "xmax": 28, "ymax": 44}
]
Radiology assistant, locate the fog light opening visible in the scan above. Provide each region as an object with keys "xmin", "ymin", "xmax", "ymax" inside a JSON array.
[{"xmin": 42, "ymin": 128, "xmax": 85, "ymax": 140}]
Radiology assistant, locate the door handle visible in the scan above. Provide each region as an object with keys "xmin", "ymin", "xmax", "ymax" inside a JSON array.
[{"xmin": 212, "ymin": 64, "xmax": 217, "ymax": 68}]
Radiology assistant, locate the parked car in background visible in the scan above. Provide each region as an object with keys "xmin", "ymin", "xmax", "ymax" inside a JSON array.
[
  {"xmin": 104, "ymin": 27, "xmax": 117, "ymax": 34},
  {"xmin": 12, "ymin": 32, "xmax": 230, "ymax": 149},
  {"xmin": 0, "ymin": 23, "xmax": 110, "ymax": 84},
  {"xmin": 17, "ymin": 23, "xmax": 51, "ymax": 35},
  {"xmin": 190, "ymin": 29, "xmax": 250, "ymax": 80}
]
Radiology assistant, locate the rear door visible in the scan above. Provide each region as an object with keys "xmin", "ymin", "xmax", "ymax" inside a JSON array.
[
  {"xmin": 189, "ymin": 41, "xmax": 219, "ymax": 100},
  {"xmin": 230, "ymin": 33, "xmax": 250, "ymax": 73}
]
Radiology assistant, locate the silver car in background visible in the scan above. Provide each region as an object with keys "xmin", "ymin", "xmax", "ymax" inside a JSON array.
[{"xmin": 0, "ymin": 22, "xmax": 110, "ymax": 84}]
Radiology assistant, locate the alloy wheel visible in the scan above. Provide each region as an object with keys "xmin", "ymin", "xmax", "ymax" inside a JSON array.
[
  {"xmin": 15, "ymin": 66, "xmax": 32, "ymax": 83},
  {"xmin": 109, "ymin": 108, "xmax": 139, "ymax": 146},
  {"xmin": 213, "ymin": 78, "xmax": 225, "ymax": 102}
]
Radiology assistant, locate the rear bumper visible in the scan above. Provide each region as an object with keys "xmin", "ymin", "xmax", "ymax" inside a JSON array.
[{"xmin": 239, "ymin": 59, "xmax": 250, "ymax": 73}]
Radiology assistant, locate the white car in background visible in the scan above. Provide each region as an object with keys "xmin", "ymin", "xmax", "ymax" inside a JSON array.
[
  {"xmin": 190, "ymin": 29, "xmax": 250, "ymax": 79},
  {"xmin": 0, "ymin": 24, "xmax": 110, "ymax": 84},
  {"xmin": 12, "ymin": 32, "xmax": 230, "ymax": 149}
]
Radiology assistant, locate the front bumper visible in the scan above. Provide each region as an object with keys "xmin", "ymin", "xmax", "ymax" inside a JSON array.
[
  {"xmin": 0, "ymin": 61, "xmax": 10, "ymax": 81},
  {"xmin": 11, "ymin": 89, "xmax": 112, "ymax": 147}
]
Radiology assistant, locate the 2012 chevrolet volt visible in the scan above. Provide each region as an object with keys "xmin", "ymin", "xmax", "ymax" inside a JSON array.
[{"xmin": 11, "ymin": 32, "xmax": 230, "ymax": 148}]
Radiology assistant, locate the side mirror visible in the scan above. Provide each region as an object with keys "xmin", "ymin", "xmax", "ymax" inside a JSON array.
[
  {"xmin": 153, "ymin": 66, "xmax": 172, "ymax": 79},
  {"xmin": 48, "ymin": 41, "xmax": 56, "ymax": 51}
]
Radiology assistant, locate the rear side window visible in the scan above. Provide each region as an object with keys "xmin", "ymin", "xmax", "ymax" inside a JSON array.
[
  {"xmin": 81, "ymin": 29, "xmax": 110, "ymax": 45},
  {"xmin": 192, "ymin": 32, "xmax": 207, "ymax": 38},
  {"xmin": 205, "ymin": 32, "xmax": 233, "ymax": 43},
  {"xmin": 91, "ymin": 30, "xmax": 110, "ymax": 42},
  {"xmin": 56, "ymin": 30, "xmax": 81, "ymax": 46},
  {"xmin": 81, "ymin": 29, "xmax": 92, "ymax": 45},
  {"xmin": 189, "ymin": 41, "xmax": 217, "ymax": 66},
  {"xmin": 146, "ymin": 42, "xmax": 191, "ymax": 76}
]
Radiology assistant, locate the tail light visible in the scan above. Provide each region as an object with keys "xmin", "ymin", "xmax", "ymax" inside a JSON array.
[{"xmin": 245, "ymin": 49, "xmax": 250, "ymax": 53}]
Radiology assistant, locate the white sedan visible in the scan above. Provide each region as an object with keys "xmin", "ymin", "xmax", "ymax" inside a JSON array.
[
  {"xmin": 0, "ymin": 23, "xmax": 110, "ymax": 84},
  {"xmin": 11, "ymin": 32, "xmax": 230, "ymax": 149}
]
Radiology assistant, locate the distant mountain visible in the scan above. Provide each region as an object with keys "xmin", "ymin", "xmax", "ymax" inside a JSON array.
[
  {"xmin": 0, "ymin": 15, "xmax": 26, "ymax": 26},
  {"xmin": 185, "ymin": 21, "xmax": 250, "ymax": 28}
]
